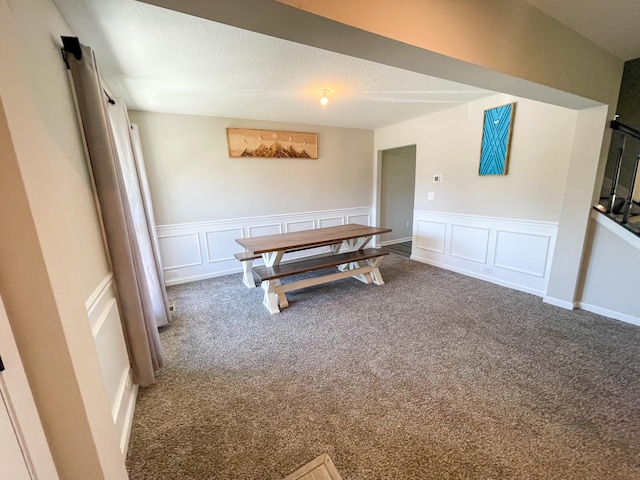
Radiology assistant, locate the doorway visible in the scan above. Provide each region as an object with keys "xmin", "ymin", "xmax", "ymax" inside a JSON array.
[{"xmin": 377, "ymin": 145, "xmax": 416, "ymax": 256}]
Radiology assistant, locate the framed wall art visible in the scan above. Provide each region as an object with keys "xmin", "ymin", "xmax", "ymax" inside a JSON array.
[
  {"xmin": 227, "ymin": 128, "xmax": 318, "ymax": 159},
  {"xmin": 479, "ymin": 103, "xmax": 515, "ymax": 175}
]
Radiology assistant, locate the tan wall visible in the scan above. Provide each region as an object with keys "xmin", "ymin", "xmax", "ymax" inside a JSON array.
[
  {"xmin": 129, "ymin": 111, "xmax": 374, "ymax": 225},
  {"xmin": 578, "ymin": 215, "xmax": 640, "ymax": 320},
  {"xmin": 275, "ymin": 0, "xmax": 621, "ymax": 107},
  {"xmin": 375, "ymin": 94, "xmax": 577, "ymax": 222},
  {"xmin": 0, "ymin": 0, "xmax": 127, "ymax": 478}
]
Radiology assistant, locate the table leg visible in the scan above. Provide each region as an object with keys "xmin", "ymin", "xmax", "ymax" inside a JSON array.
[
  {"xmin": 261, "ymin": 250, "xmax": 286, "ymax": 313},
  {"xmin": 337, "ymin": 236, "xmax": 373, "ymax": 273}
]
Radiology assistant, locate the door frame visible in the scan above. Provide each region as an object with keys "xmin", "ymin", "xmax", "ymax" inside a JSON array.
[{"xmin": 375, "ymin": 144, "xmax": 417, "ymax": 245}]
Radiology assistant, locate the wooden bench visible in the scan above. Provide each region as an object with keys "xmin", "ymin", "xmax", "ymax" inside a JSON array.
[
  {"xmin": 235, "ymin": 243, "xmax": 341, "ymax": 288},
  {"xmin": 253, "ymin": 248, "xmax": 389, "ymax": 313}
]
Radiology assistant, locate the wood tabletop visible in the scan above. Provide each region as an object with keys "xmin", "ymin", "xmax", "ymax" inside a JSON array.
[{"xmin": 236, "ymin": 223, "xmax": 391, "ymax": 254}]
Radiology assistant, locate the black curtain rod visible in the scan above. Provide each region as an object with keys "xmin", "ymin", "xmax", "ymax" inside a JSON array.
[
  {"xmin": 610, "ymin": 119, "xmax": 640, "ymax": 140},
  {"xmin": 60, "ymin": 36, "xmax": 115, "ymax": 105}
]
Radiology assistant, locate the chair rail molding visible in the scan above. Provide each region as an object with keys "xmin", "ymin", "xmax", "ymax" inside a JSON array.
[
  {"xmin": 411, "ymin": 210, "xmax": 558, "ymax": 297},
  {"xmin": 157, "ymin": 207, "xmax": 374, "ymax": 285}
]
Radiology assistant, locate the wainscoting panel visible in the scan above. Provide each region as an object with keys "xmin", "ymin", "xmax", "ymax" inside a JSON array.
[
  {"xmin": 494, "ymin": 229, "xmax": 551, "ymax": 277},
  {"xmin": 412, "ymin": 211, "xmax": 557, "ymax": 296},
  {"xmin": 415, "ymin": 220, "xmax": 446, "ymax": 253},
  {"xmin": 157, "ymin": 232, "xmax": 202, "ymax": 269},
  {"xmin": 157, "ymin": 207, "xmax": 375, "ymax": 285},
  {"xmin": 248, "ymin": 223, "xmax": 282, "ymax": 237},
  {"xmin": 205, "ymin": 227, "xmax": 244, "ymax": 263},
  {"xmin": 286, "ymin": 219, "xmax": 315, "ymax": 232},
  {"xmin": 347, "ymin": 213, "xmax": 371, "ymax": 226},
  {"xmin": 449, "ymin": 224, "xmax": 490, "ymax": 263},
  {"xmin": 318, "ymin": 216, "xmax": 345, "ymax": 228},
  {"xmin": 86, "ymin": 274, "xmax": 136, "ymax": 454}
]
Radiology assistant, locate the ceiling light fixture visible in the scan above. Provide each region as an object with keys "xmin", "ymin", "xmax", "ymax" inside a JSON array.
[{"xmin": 320, "ymin": 89, "xmax": 329, "ymax": 106}]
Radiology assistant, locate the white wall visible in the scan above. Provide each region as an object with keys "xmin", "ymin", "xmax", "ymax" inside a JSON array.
[
  {"xmin": 0, "ymin": 0, "xmax": 130, "ymax": 477},
  {"xmin": 129, "ymin": 111, "xmax": 374, "ymax": 225}
]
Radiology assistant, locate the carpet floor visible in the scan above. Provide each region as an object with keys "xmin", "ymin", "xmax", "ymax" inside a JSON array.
[{"xmin": 126, "ymin": 255, "xmax": 640, "ymax": 479}]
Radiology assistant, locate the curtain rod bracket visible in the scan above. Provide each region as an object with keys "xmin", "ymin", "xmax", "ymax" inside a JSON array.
[{"xmin": 61, "ymin": 36, "xmax": 82, "ymax": 67}]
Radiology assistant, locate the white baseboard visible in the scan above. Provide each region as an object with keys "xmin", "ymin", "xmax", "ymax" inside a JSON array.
[
  {"xmin": 119, "ymin": 380, "xmax": 138, "ymax": 455},
  {"xmin": 379, "ymin": 236, "xmax": 412, "ymax": 246},
  {"xmin": 410, "ymin": 255, "xmax": 545, "ymax": 297},
  {"xmin": 576, "ymin": 302, "xmax": 640, "ymax": 327},
  {"xmin": 542, "ymin": 296, "xmax": 576, "ymax": 310},
  {"xmin": 165, "ymin": 267, "xmax": 242, "ymax": 286}
]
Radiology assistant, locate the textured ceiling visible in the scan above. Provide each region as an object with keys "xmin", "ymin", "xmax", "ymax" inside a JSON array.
[
  {"xmin": 53, "ymin": 0, "xmax": 495, "ymax": 129},
  {"xmin": 53, "ymin": 0, "xmax": 637, "ymax": 130}
]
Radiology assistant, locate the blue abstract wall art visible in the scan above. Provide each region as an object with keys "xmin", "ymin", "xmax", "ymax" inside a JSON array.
[{"xmin": 479, "ymin": 103, "xmax": 515, "ymax": 175}]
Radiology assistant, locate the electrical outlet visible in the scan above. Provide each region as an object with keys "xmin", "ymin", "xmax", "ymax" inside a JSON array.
[
  {"xmin": 167, "ymin": 271, "xmax": 179, "ymax": 278},
  {"xmin": 427, "ymin": 192, "xmax": 435, "ymax": 200},
  {"xmin": 482, "ymin": 266, "xmax": 492, "ymax": 274},
  {"xmin": 406, "ymin": 221, "xmax": 410, "ymax": 227}
]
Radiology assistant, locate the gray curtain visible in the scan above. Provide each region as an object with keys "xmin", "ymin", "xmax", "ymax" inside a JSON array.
[{"xmin": 64, "ymin": 44, "xmax": 169, "ymax": 386}]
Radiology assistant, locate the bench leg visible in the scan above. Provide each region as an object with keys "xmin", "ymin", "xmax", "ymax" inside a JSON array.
[
  {"xmin": 349, "ymin": 261, "xmax": 373, "ymax": 284},
  {"xmin": 278, "ymin": 293, "xmax": 289, "ymax": 309},
  {"xmin": 368, "ymin": 257, "xmax": 385, "ymax": 285},
  {"xmin": 242, "ymin": 260, "xmax": 256, "ymax": 288},
  {"xmin": 262, "ymin": 280, "xmax": 281, "ymax": 314}
]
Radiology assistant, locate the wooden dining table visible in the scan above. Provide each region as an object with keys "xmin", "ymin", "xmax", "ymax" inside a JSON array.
[{"xmin": 235, "ymin": 223, "xmax": 391, "ymax": 313}]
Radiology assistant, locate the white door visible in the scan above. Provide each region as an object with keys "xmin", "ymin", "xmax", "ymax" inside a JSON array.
[{"xmin": 0, "ymin": 294, "xmax": 59, "ymax": 479}]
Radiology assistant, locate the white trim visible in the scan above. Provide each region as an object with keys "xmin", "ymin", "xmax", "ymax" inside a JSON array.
[
  {"xmin": 415, "ymin": 220, "xmax": 447, "ymax": 253},
  {"xmin": 91, "ymin": 298, "xmax": 117, "ymax": 338},
  {"xmin": 412, "ymin": 211, "xmax": 556, "ymax": 296},
  {"xmin": 576, "ymin": 301, "xmax": 640, "ymax": 328},
  {"xmin": 285, "ymin": 219, "xmax": 315, "ymax": 232},
  {"xmin": 317, "ymin": 216, "xmax": 345, "ymax": 227},
  {"xmin": 449, "ymin": 223, "xmax": 490, "ymax": 264},
  {"xmin": 157, "ymin": 206, "xmax": 373, "ymax": 230},
  {"xmin": 591, "ymin": 208, "xmax": 640, "ymax": 248},
  {"xmin": 248, "ymin": 222, "xmax": 282, "ymax": 237},
  {"xmin": 165, "ymin": 267, "xmax": 242, "ymax": 286},
  {"xmin": 493, "ymin": 230, "xmax": 551, "ymax": 278},
  {"xmin": 411, "ymin": 255, "xmax": 546, "ymax": 297},
  {"xmin": 378, "ymin": 236, "xmax": 411, "ymax": 246},
  {"xmin": 85, "ymin": 272, "xmax": 114, "ymax": 313},
  {"xmin": 111, "ymin": 368, "xmax": 130, "ymax": 421},
  {"xmin": 157, "ymin": 207, "xmax": 375, "ymax": 285},
  {"xmin": 157, "ymin": 232, "xmax": 203, "ymax": 269},
  {"xmin": 204, "ymin": 227, "xmax": 244, "ymax": 264},
  {"xmin": 543, "ymin": 296, "xmax": 576, "ymax": 310},
  {"xmin": 413, "ymin": 209, "xmax": 559, "ymax": 227},
  {"xmin": 116, "ymin": 372, "xmax": 138, "ymax": 455}
]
